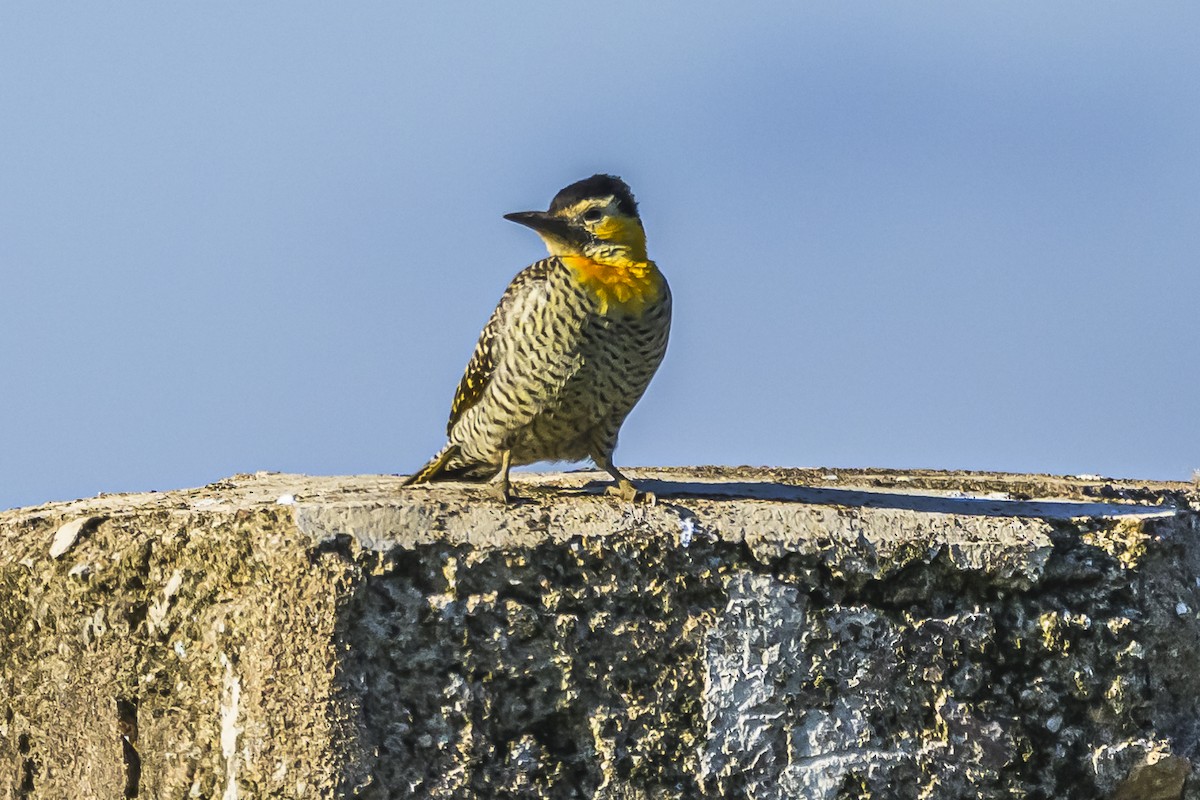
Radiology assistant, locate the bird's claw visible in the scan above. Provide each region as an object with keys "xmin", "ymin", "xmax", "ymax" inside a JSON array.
[
  {"xmin": 493, "ymin": 486, "xmax": 519, "ymax": 504},
  {"xmin": 605, "ymin": 482, "xmax": 656, "ymax": 505}
]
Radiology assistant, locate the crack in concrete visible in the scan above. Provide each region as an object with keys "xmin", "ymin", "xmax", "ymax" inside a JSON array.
[
  {"xmin": 16, "ymin": 733, "xmax": 35, "ymax": 799},
  {"xmin": 116, "ymin": 697, "xmax": 141, "ymax": 798}
]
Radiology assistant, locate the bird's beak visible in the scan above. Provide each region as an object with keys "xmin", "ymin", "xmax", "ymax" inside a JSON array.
[{"xmin": 503, "ymin": 211, "xmax": 583, "ymax": 247}]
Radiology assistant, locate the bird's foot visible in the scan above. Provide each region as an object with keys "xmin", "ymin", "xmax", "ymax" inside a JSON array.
[
  {"xmin": 605, "ymin": 480, "xmax": 656, "ymax": 505},
  {"xmin": 492, "ymin": 484, "xmax": 520, "ymax": 504},
  {"xmin": 492, "ymin": 478, "xmax": 534, "ymax": 505}
]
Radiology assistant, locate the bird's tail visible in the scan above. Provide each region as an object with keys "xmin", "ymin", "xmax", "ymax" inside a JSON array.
[
  {"xmin": 403, "ymin": 444, "xmax": 497, "ymax": 485},
  {"xmin": 403, "ymin": 444, "xmax": 461, "ymax": 485}
]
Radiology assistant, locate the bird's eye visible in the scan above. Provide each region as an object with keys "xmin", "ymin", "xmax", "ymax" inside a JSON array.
[{"xmin": 581, "ymin": 208, "xmax": 604, "ymax": 223}]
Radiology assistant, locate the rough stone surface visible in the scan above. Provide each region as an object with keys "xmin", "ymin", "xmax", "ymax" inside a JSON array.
[{"xmin": 1, "ymin": 467, "xmax": 1198, "ymax": 799}]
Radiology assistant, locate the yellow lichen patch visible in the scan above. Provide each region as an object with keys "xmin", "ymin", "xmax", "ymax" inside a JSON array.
[
  {"xmin": 1105, "ymin": 675, "xmax": 1136, "ymax": 709},
  {"xmin": 1070, "ymin": 668, "xmax": 1094, "ymax": 698},
  {"xmin": 562, "ymin": 255, "xmax": 664, "ymax": 316},
  {"xmin": 1082, "ymin": 518, "xmax": 1150, "ymax": 569},
  {"xmin": 1037, "ymin": 611, "xmax": 1093, "ymax": 654},
  {"xmin": 441, "ymin": 555, "xmax": 459, "ymax": 593}
]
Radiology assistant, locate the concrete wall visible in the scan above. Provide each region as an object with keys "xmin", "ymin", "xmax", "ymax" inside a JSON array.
[{"xmin": 2, "ymin": 468, "xmax": 1198, "ymax": 799}]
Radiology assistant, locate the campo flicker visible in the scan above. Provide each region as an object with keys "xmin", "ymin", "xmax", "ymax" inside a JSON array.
[{"xmin": 404, "ymin": 174, "xmax": 671, "ymax": 502}]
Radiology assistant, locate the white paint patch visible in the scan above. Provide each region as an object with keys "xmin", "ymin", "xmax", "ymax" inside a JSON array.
[
  {"xmin": 150, "ymin": 570, "xmax": 185, "ymax": 632},
  {"xmin": 50, "ymin": 516, "xmax": 99, "ymax": 558},
  {"xmin": 679, "ymin": 517, "xmax": 695, "ymax": 548},
  {"xmin": 220, "ymin": 653, "xmax": 242, "ymax": 800},
  {"xmin": 164, "ymin": 569, "xmax": 184, "ymax": 599},
  {"xmin": 275, "ymin": 494, "xmax": 296, "ymax": 506}
]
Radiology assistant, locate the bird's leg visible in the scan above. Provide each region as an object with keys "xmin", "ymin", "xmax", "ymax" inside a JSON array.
[
  {"xmin": 591, "ymin": 451, "xmax": 655, "ymax": 505},
  {"xmin": 493, "ymin": 449, "xmax": 515, "ymax": 503}
]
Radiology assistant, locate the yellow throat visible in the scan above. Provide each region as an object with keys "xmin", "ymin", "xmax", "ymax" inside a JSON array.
[{"xmin": 562, "ymin": 255, "xmax": 663, "ymax": 316}]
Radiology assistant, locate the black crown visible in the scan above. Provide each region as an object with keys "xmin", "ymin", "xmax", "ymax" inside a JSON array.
[{"xmin": 548, "ymin": 174, "xmax": 638, "ymax": 217}]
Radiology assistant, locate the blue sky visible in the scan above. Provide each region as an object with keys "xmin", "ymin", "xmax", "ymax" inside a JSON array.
[{"xmin": 2, "ymin": 4, "xmax": 1197, "ymax": 509}]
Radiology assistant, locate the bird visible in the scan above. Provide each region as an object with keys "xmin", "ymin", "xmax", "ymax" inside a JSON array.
[{"xmin": 404, "ymin": 174, "xmax": 671, "ymax": 503}]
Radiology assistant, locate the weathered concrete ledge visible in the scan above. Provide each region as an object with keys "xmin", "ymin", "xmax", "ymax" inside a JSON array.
[{"xmin": 2, "ymin": 467, "xmax": 1199, "ymax": 799}]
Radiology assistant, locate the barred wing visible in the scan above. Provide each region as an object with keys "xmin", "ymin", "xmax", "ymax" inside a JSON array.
[{"xmin": 446, "ymin": 259, "xmax": 554, "ymax": 435}]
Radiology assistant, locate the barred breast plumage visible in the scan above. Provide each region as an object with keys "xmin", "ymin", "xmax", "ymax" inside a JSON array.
[{"xmin": 448, "ymin": 255, "xmax": 670, "ymax": 472}]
